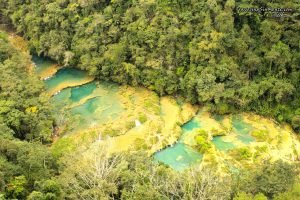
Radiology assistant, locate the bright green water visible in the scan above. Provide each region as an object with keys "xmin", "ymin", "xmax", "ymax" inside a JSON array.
[
  {"xmin": 55, "ymin": 81, "xmax": 124, "ymax": 131},
  {"xmin": 154, "ymin": 117, "xmax": 203, "ymax": 170},
  {"xmin": 154, "ymin": 143, "xmax": 203, "ymax": 171},
  {"xmin": 34, "ymin": 56, "xmax": 257, "ymax": 171},
  {"xmin": 212, "ymin": 136, "xmax": 235, "ymax": 151},
  {"xmin": 70, "ymin": 82, "xmax": 97, "ymax": 102},
  {"xmin": 210, "ymin": 115, "xmax": 255, "ymax": 151},
  {"xmin": 70, "ymin": 91, "xmax": 124, "ymax": 130},
  {"xmin": 51, "ymin": 88, "xmax": 72, "ymax": 109},
  {"xmin": 32, "ymin": 55, "xmax": 56, "ymax": 75},
  {"xmin": 48, "ymin": 74, "xmax": 123, "ymax": 131},
  {"xmin": 182, "ymin": 118, "xmax": 202, "ymax": 132},
  {"xmin": 180, "ymin": 118, "xmax": 202, "ymax": 142},
  {"xmin": 232, "ymin": 115, "xmax": 255, "ymax": 144},
  {"xmin": 32, "ymin": 56, "xmax": 124, "ymax": 132},
  {"xmin": 70, "ymin": 97, "xmax": 102, "ymax": 128},
  {"xmin": 45, "ymin": 67, "xmax": 90, "ymax": 91},
  {"xmin": 232, "ymin": 115, "xmax": 252, "ymax": 134}
]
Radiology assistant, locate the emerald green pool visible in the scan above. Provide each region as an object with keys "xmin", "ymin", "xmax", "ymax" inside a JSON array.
[
  {"xmin": 70, "ymin": 82, "xmax": 97, "ymax": 102},
  {"xmin": 34, "ymin": 56, "xmax": 258, "ymax": 171},
  {"xmin": 154, "ymin": 143, "xmax": 203, "ymax": 171},
  {"xmin": 212, "ymin": 136, "xmax": 235, "ymax": 151},
  {"xmin": 182, "ymin": 118, "xmax": 202, "ymax": 132},
  {"xmin": 155, "ymin": 114, "xmax": 258, "ymax": 170},
  {"xmin": 180, "ymin": 118, "xmax": 202, "ymax": 141},
  {"xmin": 33, "ymin": 57, "xmax": 124, "ymax": 132},
  {"xmin": 32, "ymin": 55, "xmax": 56, "ymax": 76},
  {"xmin": 232, "ymin": 116, "xmax": 255, "ymax": 144},
  {"xmin": 154, "ymin": 117, "xmax": 203, "ymax": 170},
  {"xmin": 211, "ymin": 116, "xmax": 255, "ymax": 151},
  {"xmin": 45, "ymin": 67, "xmax": 90, "ymax": 91}
]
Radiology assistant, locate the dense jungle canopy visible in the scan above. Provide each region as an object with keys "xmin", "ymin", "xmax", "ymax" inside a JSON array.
[
  {"xmin": 1, "ymin": 0, "xmax": 299, "ymax": 132},
  {"xmin": 0, "ymin": 0, "xmax": 300, "ymax": 199}
]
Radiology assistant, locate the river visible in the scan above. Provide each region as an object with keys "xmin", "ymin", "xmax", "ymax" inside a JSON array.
[{"xmin": 33, "ymin": 55, "xmax": 300, "ymax": 171}]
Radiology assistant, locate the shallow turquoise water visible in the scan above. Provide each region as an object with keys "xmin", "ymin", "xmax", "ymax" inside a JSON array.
[
  {"xmin": 232, "ymin": 115, "xmax": 255, "ymax": 144},
  {"xmin": 70, "ymin": 82, "xmax": 97, "ymax": 102},
  {"xmin": 211, "ymin": 116, "xmax": 254, "ymax": 150},
  {"xmin": 237, "ymin": 134, "xmax": 255, "ymax": 144},
  {"xmin": 232, "ymin": 115, "xmax": 252, "ymax": 135},
  {"xmin": 68, "ymin": 82, "xmax": 123, "ymax": 129},
  {"xmin": 70, "ymin": 97, "xmax": 100, "ymax": 126},
  {"xmin": 32, "ymin": 55, "xmax": 56, "ymax": 75},
  {"xmin": 212, "ymin": 136, "xmax": 235, "ymax": 151},
  {"xmin": 32, "ymin": 56, "xmax": 124, "ymax": 131},
  {"xmin": 180, "ymin": 118, "xmax": 202, "ymax": 143},
  {"xmin": 182, "ymin": 118, "xmax": 201, "ymax": 132},
  {"xmin": 45, "ymin": 67, "xmax": 90, "ymax": 91},
  {"xmin": 71, "ymin": 97, "xmax": 100, "ymax": 114},
  {"xmin": 34, "ymin": 56, "xmax": 258, "ymax": 170},
  {"xmin": 154, "ymin": 117, "xmax": 203, "ymax": 171},
  {"xmin": 51, "ymin": 88, "xmax": 72, "ymax": 109},
  {"xmin": 154, "ymin": 143, "xmax": 203, "ymax": 171}
]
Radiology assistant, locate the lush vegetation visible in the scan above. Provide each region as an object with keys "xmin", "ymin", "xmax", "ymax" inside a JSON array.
[
  {"xmin": 0, "ymin": 0, "xmax": 300, "ymax": 199},
  {"xmin": 1, "ymin": 0, "xmax": 299, "ymax": 132},
  {"xmin": 0, "ymin": 32, "xmax": 53, "ymax": 142},
  {"xmin": 55, "ymin": 146, "xmax": 300, "ymax": 200},
  {"xmin": 0, "ymin": 31, "xmax": 59, "ymax": 199}
]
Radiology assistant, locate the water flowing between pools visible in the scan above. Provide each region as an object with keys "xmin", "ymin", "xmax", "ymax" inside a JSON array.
[{"xmin": 34, "ymin": 56, "xmax": 263, "ymax": 171}]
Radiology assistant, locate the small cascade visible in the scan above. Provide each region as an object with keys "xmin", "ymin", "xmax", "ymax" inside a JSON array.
[
  {"xmin": 53, "ymin": 90, "xmax": 61, "ymax": 96},
  {"xmin": 43, "ymin": 76, "xmax": 52, "ymax": 80},
  {"xmin": 33, "ymin": 55, "xmax": 300, "ymax": 172},
  {"xmin": 135, "ymin": 119, "xmax": 141, "ymax": 127},
  {"xmin": 44, "ymin": 67, "xmax": 94, "ymax": 96}
]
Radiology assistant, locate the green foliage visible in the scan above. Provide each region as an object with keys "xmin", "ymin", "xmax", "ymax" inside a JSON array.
[
  {"xmin": 236, "ymin": 147, "xmax": 252, "ymax": 160},
  {"xmin": 0, "ymin": 31, "xmax": 54, "ymax": 142},
  {"xmin": 253, "ymin": 193, "xmax": 268, "ymax": 200},
  {"xmin": 138, "ymin": 113, "xmax": 147, "ymax": 123},
  {"xmin": 233, "ymin": 192, "xmax": 268, "ymax": 200},
  {"xmin": 0, "ymin": 1, "xmax": 299, "ymax": 199},
  {"xmin": 59, "ymin": 149, "xmax": 231, "ymax": 199},
  {"xmin": 194, "ymin": 130, "xmax": 212, "ymax": 153},
  {"xmin": 1, "ymin": 0, "xmax": 298, "ymax": 132},
  {"xmin": 126, "ymin": 120, "xmax": 135, "ymax": 129},
  {"xmin": 0, "ymin": 31, "xmax": 59, "ymax": 199},
  {"xmin": 251, "ymin": 130, "xmax": 269, "ymax": 142},
  {"xmin": 28, "ymin": 180, "xmax": 61, "ymax": 200},
  {"xmin": 5, "ymin": 175, "xmax": 27, "ymax": 199},
  {"xmin": 274, "ymin": 183, "xmax": 300, "ymax": 200},
  {"xmin": 214, "ymin": 103, "xmax": 233, "ymax": 115},
  {"xmin": 234, "ymin": 160, "xmax": 297, "ymax": 198},
  {"xmin": 0, "ymin": 137, "xmax": 59, "ymax": 199}
]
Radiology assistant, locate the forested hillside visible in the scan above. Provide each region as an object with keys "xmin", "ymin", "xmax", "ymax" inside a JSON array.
[
  {"xmin": 0, "ymin": 31, "xmax": 60, "ymax": 199},
  {"xmin": 1, "ymin": 28, "xmax": 299, "ymax": 200},
  {"xmin": 1, "ymin": 0, "xmax": 299, "ymax": 132},
  {"xmin": 1, "ymin": 1, "xmax": 300, "ymax": 199}
]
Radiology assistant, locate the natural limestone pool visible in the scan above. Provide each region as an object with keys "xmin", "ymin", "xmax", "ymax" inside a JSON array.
[
  {"xmin": 154, "ymin": 143, "xmax": 203, "ymax": 171},
  {"xmin": 34, "ymin": 58, "xmax": 124, "ymax": 132},
  {"xmin": 32, "ymin": 55, "xmax": 59, "ymax": 79},
  {"xmin": 154, "ymin": 118, "xmax": 203, "ymax": 171},
  {"xmin": 33, "ymin": 56, "xmax": 300, "ymax": 172}
]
